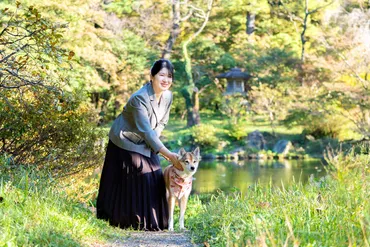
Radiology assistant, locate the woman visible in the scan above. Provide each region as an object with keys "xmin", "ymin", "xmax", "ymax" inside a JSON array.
[{"xmin": 96, "ymin": 59, "xmax": 181, "ymax": 231}]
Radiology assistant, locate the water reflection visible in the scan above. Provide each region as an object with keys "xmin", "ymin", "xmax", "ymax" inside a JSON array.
[{"xmin": 168, "ymin": 159, "xmax": 326, "ymax": 195}]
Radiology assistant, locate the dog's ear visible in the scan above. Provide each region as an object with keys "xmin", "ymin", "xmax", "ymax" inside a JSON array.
[
  {"xmin": 178, "ymin": 148, "xmax": 186, "ymax": 157},
  {"xmin": 193, "ymin": 147, "xmax": 200, "ymax": 159}
]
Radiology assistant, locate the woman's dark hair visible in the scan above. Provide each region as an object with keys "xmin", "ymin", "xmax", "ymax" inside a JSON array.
[{"xmin": 150, "ymin": 59, "xmax": 174, "ymax": 80}]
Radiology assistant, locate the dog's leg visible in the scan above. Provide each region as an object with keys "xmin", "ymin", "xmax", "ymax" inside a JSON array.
[
  {"xmin": 179, "ymin": 195, "xmax": 188, "ymax": 230},
  {"xmin": 168, "ymin": 195, "xmax": 176, "ymax": 231}
]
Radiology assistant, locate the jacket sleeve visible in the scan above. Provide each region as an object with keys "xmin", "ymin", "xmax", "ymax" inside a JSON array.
[
  {"xmin": 129, "ymin": 95, "xmax": 164, "ymax": 153},
  {"xmin": 154, "ymin": 92, "xmax": 173, "ymax": 137}
]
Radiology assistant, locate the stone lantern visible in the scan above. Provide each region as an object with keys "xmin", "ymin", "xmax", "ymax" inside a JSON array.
[{"xmin": 216, "ymin": 68, "xmax": 251, "ymax": 95}]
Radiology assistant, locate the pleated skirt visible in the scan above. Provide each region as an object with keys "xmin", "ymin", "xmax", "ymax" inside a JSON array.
[{"xmin": 96, "ymin": 140, "xmax": 168, "ymax": 231}]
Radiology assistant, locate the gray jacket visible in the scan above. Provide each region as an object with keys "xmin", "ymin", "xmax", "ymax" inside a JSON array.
[{"xmin": 109, "ymin": 82, "xmax": 172, "ymax": 157}]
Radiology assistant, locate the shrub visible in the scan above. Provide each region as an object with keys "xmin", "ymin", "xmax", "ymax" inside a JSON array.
[
  {"xmin": 284, "ymin": 110, "xmax": 349, "ymax": 140},
  {"xmin": 0, "ymin": 4, "xmax": 105, "ymax": 176},
  {"xmin": 1, "ymin": 89, "xmax": 106, "ymax": 176},
  {"xmin": 227, "ymin": 122, "xmax": 247, "ymax": 141},
  {"xmin": 190, "ymin": 124, "xmax": 218, "ymax": 148}
]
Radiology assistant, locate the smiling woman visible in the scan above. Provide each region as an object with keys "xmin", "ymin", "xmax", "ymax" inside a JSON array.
[
  {"xmin": 151, "ymin": 61, "xmax": 174, "ymax": 100},
  {"xmin": 96, "ymin": 59, "xmax": 183, "ymax": 231}
]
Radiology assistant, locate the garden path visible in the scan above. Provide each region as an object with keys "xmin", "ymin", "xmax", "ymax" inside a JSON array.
[{"xmin": 92, "ymin": 231, "xmax": 199, "ymax": 247}]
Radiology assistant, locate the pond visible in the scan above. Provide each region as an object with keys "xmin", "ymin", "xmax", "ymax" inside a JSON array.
[{"xmin": 162, "ymin": 159, "xmax": 326, "ymax": 195}]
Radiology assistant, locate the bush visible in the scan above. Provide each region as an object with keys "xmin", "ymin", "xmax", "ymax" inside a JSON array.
[
  {"xmin": 227, "ymin": 122, "xmax": 247, "ymax": 141},
  {"xmin": 0, "ymin": 4, "xmax": 105, "ymax": 175},
  {"xmin": 284, "ymin": 110, "xmax": 349, "ymax": 140},
  {"xmin": 1, "ymin": 89, "xmax": 106, "ymax": 175},
  {"xmin": 190, "ymin": 124, "xmax": 218, "ymax": 148}
]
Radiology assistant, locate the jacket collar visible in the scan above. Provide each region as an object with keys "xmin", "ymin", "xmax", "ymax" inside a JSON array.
[
  {"xmin": 146, "ymin": 82, "xmax": 169, "ymax": 115},
  {"xmin": 146, "ymin": 82, "xmax": 160, "ymax": 125}
]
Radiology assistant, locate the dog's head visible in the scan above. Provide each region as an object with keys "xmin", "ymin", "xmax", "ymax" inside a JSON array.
[{"xmin": 177, "ymin": 147, "xmax": 201, "ymax": 175}]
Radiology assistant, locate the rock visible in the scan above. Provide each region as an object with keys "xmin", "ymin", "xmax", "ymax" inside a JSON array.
[
  {"xmin": 256, "ymin": 153, "xmax": 265, "ymax": 159},
  {"xmin": 229, "ymin": 152, "xmax": 239, "ymax": 161},
  {"xmin": 306, "ymin": 135, "xmax": 315, "ymax": 141},
  {"xmin": 248, "ymin": 153, "xmax": 258, "ymax": 159},
  {"xmin": 273, "ymin": 140, "xmax": 292, "ymax": 155},
  {"xmin": 201, "ymin": 154, "xmax": 216, "ymax": 160},
  {"xmin": 246, "ymin": 130, "xmax": 266, "ymax": 150},
  {"xmin": 216, "ymin": 154, "xmax": 227, "ymax": 160}
]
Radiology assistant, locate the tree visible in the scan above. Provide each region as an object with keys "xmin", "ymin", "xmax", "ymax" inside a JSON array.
[
  {"xmin": 0, "ymin": 3, "xmax": 104, "ymax": 175},
  {"xmin": 0, "ymin": 3, "xmax": 71, "ymax": 93},
  {"xmin": 162, "ymin": 0, "xmax": 181, "ymax": 59},
  {"xmin": 299, "ymin": 0, "xmax": 334, "ymax": 63},
  {"xmin": 181, "ymin": 0, "xmax": 213, "ymax": 127},
  {"xmin": 248, "ymin": 84, "xmax": 289, "ymax": 136},
  {"xmin": 319, "ymin": 2, "xmax": 370, "ymax": 139}
]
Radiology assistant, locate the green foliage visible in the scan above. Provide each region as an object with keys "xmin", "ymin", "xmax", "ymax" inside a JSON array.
[
  {"xmin": 187, "ymin": 147, "xmax": 370, "ymax": 245},
  {"xmin": 190, "ymin": 124, "xmax": 218, "ymax": 149},
  {"xmin": 1, "ymin": 88, "xmax": 106, "ymax": 174},
  {"xmin": 227, "ymin": 121, "xmax": 247, "ymax": 141},
  {"xmin": 0, "ymin": 3, "xmax": 105, "ymax": 175},
  {"xmin": 254, "ymin": 47, "xmax": 300, "ymax": 87},
  {"xmin": 0, "ymin": 3, "xmax": 71, "ymax": 90},
  {"xmin": 0, "ymin": 166, "xmax": 125, "ymax": 246},
  {"xmin": 102, "ymin": 0, "xmax": 135, "ymax": 16},
  {"xmin": 219, "ymin": 94, "xmax": 249, "ymax": 124},
  {"xmin": 284, "ymin": 109, "xmax": 349, "ymax": 140},
  {"xmin": 324, "ymin": 144, "xmax": 370, "ymax": 181}
]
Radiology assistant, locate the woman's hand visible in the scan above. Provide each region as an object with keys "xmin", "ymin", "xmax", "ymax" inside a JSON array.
[
  {"xmin": 159, "ymin": 147, "xmax": 183, "ymax": 171},
  {"xmin": 167, "ymin": 152, "xmax": 183, "ymax": 171}
]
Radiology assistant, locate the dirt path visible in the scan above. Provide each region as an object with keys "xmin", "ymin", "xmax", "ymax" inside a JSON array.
[{"xmin": 92, "ymin": 231, "xmax": 199, "ymax": 247}]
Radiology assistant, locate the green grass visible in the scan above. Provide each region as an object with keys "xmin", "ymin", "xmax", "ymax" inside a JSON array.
[
  {"xmin": 1, "ymin": 145, "xmax": 369, "ymax": 246},
  {"xmin": 0, "ymin": 166, "xmax": 126, "ymax": 247},
  {"xmin": 185, "ymin": 147, "xmax": 370, "ymax": 246},
  {"xmin": 165, "ymin": 111, "xmax": 304, "ymax": 140},
  {"xmin": 163, "ymin": 111, "xmax": 327, "ymax": 156}
]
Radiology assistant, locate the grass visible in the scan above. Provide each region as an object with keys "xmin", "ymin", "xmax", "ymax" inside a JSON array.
[
  {"xmin": 0, "ymin": 165, "xmax": 126, "ymax": 247},
  {"xmin": 101, "ymin": 110, "xmax": 349, "ymax": 158},
  {"xmin": 185, "ymin": 146, "xmax": 370, "ymax": 246},
  {"xmin": 1, "ymin": 145, "xmax": 369, "ymax": 246},
  {"xmin": 162, "ymin": 110, "xmax": 342, "ymax": 157}
]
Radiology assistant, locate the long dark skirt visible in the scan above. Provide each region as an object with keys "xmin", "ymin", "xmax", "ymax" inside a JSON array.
[{"xmin": 96, "ymin": 140, "xmax": 168, "ymax": 231}]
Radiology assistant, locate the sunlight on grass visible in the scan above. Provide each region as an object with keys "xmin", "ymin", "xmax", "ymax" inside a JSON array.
[
  {"xmin": 0, "ymin": 168, "xmax": 126, "ymax": 246},
  {"xmin": 186, "ymin": 146, "xmax": 370, "ymax": 246}
]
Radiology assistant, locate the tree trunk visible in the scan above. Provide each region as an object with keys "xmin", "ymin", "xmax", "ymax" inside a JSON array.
[
  {"xmin": 162, "ymin": 0, "xmax": 180, "ymax": 59},
  {"xmin": 182, "ymin": 43, "xmax": 200, "ymax": 127},
  {"xmin": 192, "ymin": 89, "xmax": 200, "ymax": 125},
  {"xmin": 246, "ymin": 12, "xmax": 255, "ymax": 35},
  {"xmin": 181, "ymin": 0, "xmax": 213, "ymax": 127},
  {"xmin": 185, "ymin": 92, "xmax": 200, "ymax": 127}
]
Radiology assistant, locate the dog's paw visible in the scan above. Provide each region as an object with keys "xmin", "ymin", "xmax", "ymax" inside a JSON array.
[
  {"xmin": 168, "ymin": 227, "xmax": 174, "ymax": 231},
  {"xmin": 179, "ymin": 227, "xmax": 187, "ymax": 231}
]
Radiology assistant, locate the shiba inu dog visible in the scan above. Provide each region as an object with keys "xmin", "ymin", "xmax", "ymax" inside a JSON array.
[{"xmin": 163, "ymin": 147, "xmax": 200, "ymax": 231}]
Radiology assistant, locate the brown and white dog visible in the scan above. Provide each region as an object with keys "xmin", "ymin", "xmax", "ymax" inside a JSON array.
[{"xmin": 163, "ymin": 147, "xmax": 200, "ymax": 231}]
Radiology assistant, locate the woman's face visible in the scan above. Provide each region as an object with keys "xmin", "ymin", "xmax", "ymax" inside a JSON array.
[{"xmin": 151, "ymin": 67, "xmax": 173, "ymax": 93}]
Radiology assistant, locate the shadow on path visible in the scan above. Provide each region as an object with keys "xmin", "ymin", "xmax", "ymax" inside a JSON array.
[{"xmin": 92, "ymin": 231, "xmax": 199, "ymax": 247}]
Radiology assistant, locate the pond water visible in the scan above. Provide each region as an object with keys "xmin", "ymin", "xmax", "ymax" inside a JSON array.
[{"xmin": 162, "ymin": 159, "xmax": 326, "ymax": 195}]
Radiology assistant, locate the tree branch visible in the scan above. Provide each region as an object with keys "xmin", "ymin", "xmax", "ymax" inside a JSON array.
[
  {"xmin": 0, "ymin": 44, "xmax": 29, "ymax": 63},
  {"xmin": 321, "ymin": 38, "xmax": 369, "ymax": 89},
  {"xmin": 308, "ymin": 1, "xmax": 334, "ymax": 15}
]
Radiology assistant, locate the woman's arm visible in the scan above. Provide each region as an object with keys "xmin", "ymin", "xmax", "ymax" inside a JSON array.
[
  {"xmin": 159, "ymin": 146, "xmax": 183, "ymax": 171},
  {"xmin": 129, "ymin": 95, "xmax": 164, "ymax": 152}
]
